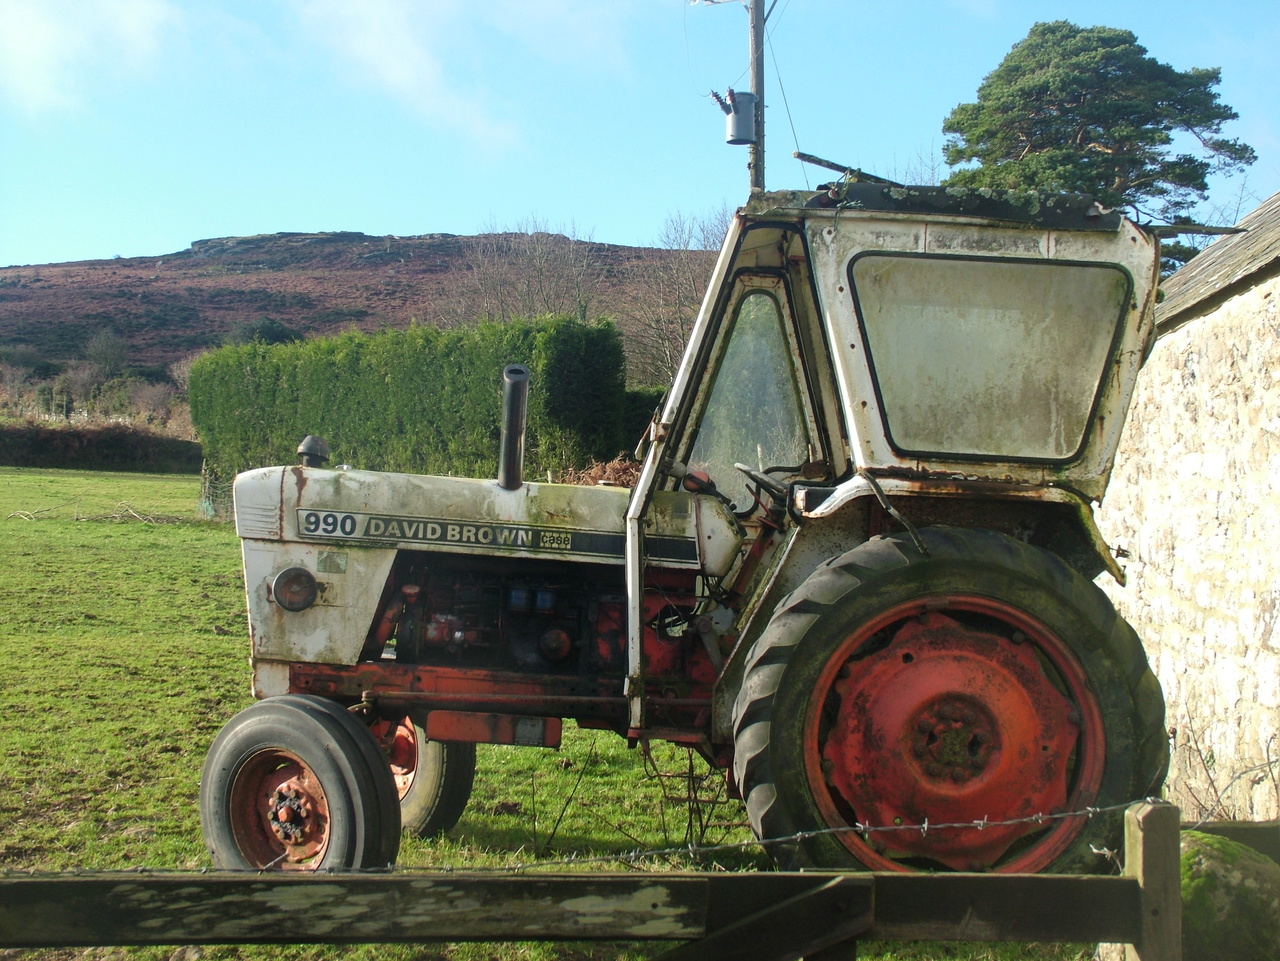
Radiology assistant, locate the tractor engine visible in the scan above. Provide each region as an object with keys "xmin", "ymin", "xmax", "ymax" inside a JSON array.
[
  {"xmin": 359, "ymin": 551, "xmax": 719, "ymax": 694},
  {"xmin": 362, "ymin": 554, "xmax": 629, "ymax": 675}
]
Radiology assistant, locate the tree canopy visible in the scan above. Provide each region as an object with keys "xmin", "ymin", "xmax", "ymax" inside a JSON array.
[{"xmin": 941, "ymin": 21, "xmax": 1255, "ymax": 220}]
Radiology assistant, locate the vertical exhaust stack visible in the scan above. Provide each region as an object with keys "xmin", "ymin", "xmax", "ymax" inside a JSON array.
[{"xmin": 498, "ymin": 364, "xmax": 530, "ymax": 490}]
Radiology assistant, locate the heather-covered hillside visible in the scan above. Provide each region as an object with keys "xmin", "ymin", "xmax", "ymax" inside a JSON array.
[
  {"xmin": 0, "ymin": 228, "xmax": 712, "ymax": 378},
  {"xmin": 0, "ymin": 220, "xmax": 719, "ymax": 435}
]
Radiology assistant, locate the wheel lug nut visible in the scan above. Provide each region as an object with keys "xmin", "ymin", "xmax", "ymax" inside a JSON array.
[
  {"xmin": 916, "ymin": 717, "xmax": 933, "ymax": 733},
  {"xmin": 926, "ymin": 762, "xmax": 945, "ymax": 777}
]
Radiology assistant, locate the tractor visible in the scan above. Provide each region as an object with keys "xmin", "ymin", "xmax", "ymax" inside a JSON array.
[{"xmin": 200, "ymin": 182, "xmax": 1169, "ymax": 874}]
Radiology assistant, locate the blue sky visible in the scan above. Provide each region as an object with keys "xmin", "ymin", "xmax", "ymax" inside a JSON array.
[{"xmin": 1, "ymin": 0, "xmax": 1276, "ymax": 268}]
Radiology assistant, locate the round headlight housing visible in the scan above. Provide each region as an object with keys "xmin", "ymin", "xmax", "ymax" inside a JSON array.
[{"xmin": 272, "ymin": 567, "xmax": 318, "ymax": 612}]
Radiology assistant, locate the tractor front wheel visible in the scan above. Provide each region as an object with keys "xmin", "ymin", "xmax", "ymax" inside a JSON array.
[
  {"xmin": 200, "ymin": 695, "xmax": 400, "ymax": 870},
  {"xmin": 731, "ymin": 527, "xmax": 1167, "ymax": 873},
  {"xmin": 371, "ymin": 714, "xmax": 476, "ymax": 837}
]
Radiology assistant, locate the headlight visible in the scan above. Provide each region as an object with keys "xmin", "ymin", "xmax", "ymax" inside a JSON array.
[{"xmin": 272, "ymin": 567, "xmax": 318, "ymax": 612}]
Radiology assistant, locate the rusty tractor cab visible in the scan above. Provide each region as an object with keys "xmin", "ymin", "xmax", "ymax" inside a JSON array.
[{"xmin": 202, "ymin": 183, "xmax": 1168, "ymax": 875}]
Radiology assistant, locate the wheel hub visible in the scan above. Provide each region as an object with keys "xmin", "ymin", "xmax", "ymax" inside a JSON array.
[
  {"xmin": 231, "ymin": 752, "xmax": 332, "ymax": 868},
  {"xmin": 268, "ymin": 787, "xmax": 312, "ymax": 844},
  {"xmin": 911, "ymin": 696, "xmax": 995, "ymax": 783},
  {"xmin": 819, "ymin": 608, "xmax": 1080, "ymax": 870},
  {"xmin": 372, "ymin": 717, "xmax": 418, "ymax": 799}
]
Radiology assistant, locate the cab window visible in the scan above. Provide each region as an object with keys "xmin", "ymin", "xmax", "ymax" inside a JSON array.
[
  {"xmin": 850, "ymin": 254, "xmax": 1131, "ymax": 461},
  {"xmin": 686, "ymin": 289, "xmax": 810, "ymax": 510}
]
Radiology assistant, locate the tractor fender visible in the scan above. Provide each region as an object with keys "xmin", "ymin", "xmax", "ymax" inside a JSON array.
[{"xmin": 794, "ymin": 474, "xmax": 1126, "ymax": 585}]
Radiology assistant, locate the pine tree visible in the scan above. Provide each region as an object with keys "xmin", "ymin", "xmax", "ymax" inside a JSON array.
[{"xmin": 942, "ymin": 21, "xmax": 1255, "ymax": 221}]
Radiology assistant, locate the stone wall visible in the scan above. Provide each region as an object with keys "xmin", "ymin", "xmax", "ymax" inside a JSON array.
[{"xmin": 1096, "ymin": 272, "xmax": 1280, "ymax": 821}]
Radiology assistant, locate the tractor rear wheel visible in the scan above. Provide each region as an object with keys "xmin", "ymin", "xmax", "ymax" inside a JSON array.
[
  {"xmin": 372, "ymin": 714, "xmax": 476, "ymax": 837},
  {"xmin": 200, "ymin": 696, "xmax": 400, "ymax": 870},
  {"xmin": 731, "ymin": 527, "xmax": 1167, "ymax": 873}
]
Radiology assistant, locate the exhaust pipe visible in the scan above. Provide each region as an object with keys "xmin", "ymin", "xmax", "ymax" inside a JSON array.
[{"xmin": 498, "ymin": 364, "xmax": 530, "ymax": 490}]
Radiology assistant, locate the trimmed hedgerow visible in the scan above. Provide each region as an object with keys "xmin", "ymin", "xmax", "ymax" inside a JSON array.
[
  {"xmin": 189, "ymin": 317, "xmax": 642, "ymax": 480},
  {"xmin": 0, "ymin": 423, "xmax": 203, "ymax": 473}
]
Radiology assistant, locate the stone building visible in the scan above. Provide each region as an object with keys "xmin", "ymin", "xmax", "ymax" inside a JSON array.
[{"xmin": 1097, "ymin": 191, "xmax": 1280, "ymax": 822}]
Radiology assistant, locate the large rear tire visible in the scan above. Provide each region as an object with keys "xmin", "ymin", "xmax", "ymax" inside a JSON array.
[
  {"xmin": 200, "ymin": 696, "xmax": 401, "ymax": 870},
  {"xmin": 372, "ymin": 714, "xmax": 476, "ymax": 837},
  {"xmin": 731, "ymin": 527, "xmax": 1167, "ymax": 873}
]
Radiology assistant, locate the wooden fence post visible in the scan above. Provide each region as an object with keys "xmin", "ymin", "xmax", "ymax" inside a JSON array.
[{"xmin": 1124, "ymin": 801, "xmax": 1181, "ymax": 961}]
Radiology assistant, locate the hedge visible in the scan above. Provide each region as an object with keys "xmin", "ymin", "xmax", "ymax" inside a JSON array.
[
  {"xmin": 189, "ymin": 317, "xmax": 652, "ymax": 480},
  {"xmin": 0, "ymin": 423, "xmax": 203, "ymax": 474}
]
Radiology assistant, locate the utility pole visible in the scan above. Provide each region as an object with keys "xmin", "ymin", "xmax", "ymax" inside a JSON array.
[{"xmin": 748, "ymin": 0, "xmax": 765, "ymax": 192}]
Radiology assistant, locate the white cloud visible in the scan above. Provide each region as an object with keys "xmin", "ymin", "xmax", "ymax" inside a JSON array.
[
  {"xmin": 291, "ymin": 0, "xmax": 511, "ymax": 146},
  {"xmin": 475, "ymin": 0, "xmax": 631, "ymax": 68},
  {"xmin": 290, "ymin": 0, "xmax": 633, "ymax": 148},
  {"xmin": 0, "ymin": 0, "xmax": 178, "ymax": 113}
]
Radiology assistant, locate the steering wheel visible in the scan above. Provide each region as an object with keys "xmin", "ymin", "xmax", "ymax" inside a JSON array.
[{"xmin": 734, "ymin": 462, "xmax": 788, "ymax": 502}]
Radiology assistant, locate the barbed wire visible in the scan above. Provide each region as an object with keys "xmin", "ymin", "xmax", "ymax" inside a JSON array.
[
  {"xmin": 507, "ymin": 796, "xmax": 1158, "ymax": 873},
  {"xmin": 0, "ymin": 796, "xmax": 1168, "ymax": 879}
]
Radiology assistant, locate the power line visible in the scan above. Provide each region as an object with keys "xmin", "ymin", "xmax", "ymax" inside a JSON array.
[{"xmin": 764, "ymin": 9, "xmax": 806, "ymax": 189}]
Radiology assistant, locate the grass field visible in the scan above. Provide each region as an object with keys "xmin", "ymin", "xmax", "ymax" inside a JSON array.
[{"xmin": 0, "ymin": 467, "xmax": 1091, "ymax": 961}]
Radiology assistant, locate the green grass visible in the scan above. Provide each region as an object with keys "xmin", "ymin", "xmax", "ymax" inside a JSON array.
[
  {"xmin": 0, "ymin": 467, "xmax": 1093, "ymax": 961},
  {"xmin": 0, "ymin": 468, "xmax": 247, "ymax": 873}
]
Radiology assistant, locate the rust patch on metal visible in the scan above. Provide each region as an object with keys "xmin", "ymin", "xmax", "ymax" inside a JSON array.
[
  {"xmin": 424, "ymin": 711, "xmax": 563, "ymax": 747},
  {"xmin": 289, "ymin": 662, "xmax": 627, "ymax": 725}
]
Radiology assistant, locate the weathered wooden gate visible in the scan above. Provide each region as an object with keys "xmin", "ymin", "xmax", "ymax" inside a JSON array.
[{"xmin": 0, "ymin": 802, "xmax": 1181, "ymax": 961}]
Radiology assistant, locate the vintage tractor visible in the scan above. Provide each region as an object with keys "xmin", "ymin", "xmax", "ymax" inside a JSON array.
[{"xmin": 200, "ymin": 183, "xmax": 1169, "ymax": 874}]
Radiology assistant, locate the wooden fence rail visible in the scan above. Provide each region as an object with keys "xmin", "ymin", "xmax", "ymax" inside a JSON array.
[{"xmin": 0, "ymin": 802, "xmax": 1181, "ymax": 961}]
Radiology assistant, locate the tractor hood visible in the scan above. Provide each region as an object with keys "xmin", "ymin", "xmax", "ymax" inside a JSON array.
[{"xmin": 234, "ymin": 465, "xmax": 741, "ymax": 576}]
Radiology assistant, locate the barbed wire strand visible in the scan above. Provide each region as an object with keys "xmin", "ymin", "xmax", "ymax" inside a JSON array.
[{"xmin": 0, "ymin": 796, "xmax": 1169, "ymax": 879}]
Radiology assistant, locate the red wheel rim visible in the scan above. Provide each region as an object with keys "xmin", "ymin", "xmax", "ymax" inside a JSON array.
[
  {"xmin": 228, "ymin": 749, "xmax": 332, "ymax": 869},
  {"xmin": 370, "ymin": 717, "xmax": 418, "ymax": 800},
  {"xmin": 804, "ymin": 596, "xmax": 1105, "ymax": 872}
]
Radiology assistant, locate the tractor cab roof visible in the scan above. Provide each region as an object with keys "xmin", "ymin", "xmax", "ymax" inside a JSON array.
[{"xmin": 743, "ymin": 183, "xmax": 1128, "ymax": 233}]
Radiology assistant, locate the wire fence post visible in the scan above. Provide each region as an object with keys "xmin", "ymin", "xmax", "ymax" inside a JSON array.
[
  {"xmin": 1123, "ymin": 800, "xmax": 1181, "ymax": 961},
  {"xmin": 198, "ymin": 462, "xmax": 234, "ymax": 520}
]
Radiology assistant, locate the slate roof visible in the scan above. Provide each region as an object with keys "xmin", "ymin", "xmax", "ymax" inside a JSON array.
[{"xmin": 1156, "ymin": 190, "xmax": 1280, "ymax": 335}]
